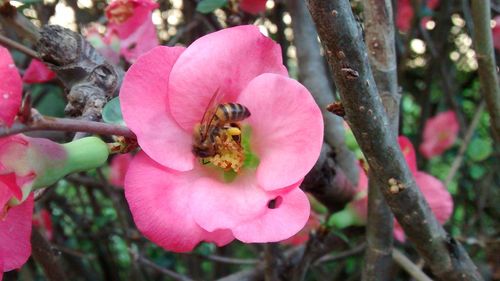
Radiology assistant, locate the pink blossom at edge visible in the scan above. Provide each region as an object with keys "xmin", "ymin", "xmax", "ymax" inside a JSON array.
[
  {"xmin": 109, "ymin": 153, "xmax": 133, "ymax": 187},
  {"xmin": 0, "ymin": 47, "xmax": 22, "ymax": 127},
  {"xmin": 492, "ymin": 16, "xmax": 500, "ymax": 51},
  {"xmin": 419, "ymin": 110, "xmax": 459, "ymax": 159},
  {"xmin": 32, "ymin": 209, "xmax": 54, "ymax": 241},
  {"xmin": 396, "ymin": 0, "xmax": 440, "ymax": 32},
  {"xmin": 352, "ymin": 136, "xmax": 453, "ymax": 242},
  {"xmin": 120, "ymin": 26, "xmax": 323, "ymax": 251},
  {"xmin": 240, "ymin": 0, "xmax": 267, "ymax": 15},
  {"xmin": 23, "ymin": 59, "xmax": 56, "ymax": 84},
  {"xmin": 105, "ymin": 0, "xmax": 159, "ymax": 63}
]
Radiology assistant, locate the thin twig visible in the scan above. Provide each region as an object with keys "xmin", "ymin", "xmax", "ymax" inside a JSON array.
[
  {"xmin": 0, "ymin": 33, "xmax": 38, "ymax": 58},
  {"xmin": 130, "ymin": 249, "xmax": 196, "ymax": 281},
  {"xmin": 313, "ymin": 242, "xmax": 366, "ymax": 265},
  {"xmin": 445, "ymin": 101, "xmax": 486, "ymax": 186},
  {"xmin": 196, "ymin": 254, "xmax": 258, "ymax": 265},
  {"xmin": 470, "ymin": 0, "xmax": 500, "ymax": 143},
  {"xmin": 392, "ymin": 249, "xmax": 433, "ymax": 281},
  {"xmin": 1, "ymin": 116, "xmax": 135, "ymax": 138}
]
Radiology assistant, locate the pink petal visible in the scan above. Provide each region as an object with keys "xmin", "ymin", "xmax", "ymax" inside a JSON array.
[
  {"xmin": 119, "ymin": 19, "xmax": 159, "ymax": 63},
  {"xmin": 109, "ymin": 153, "xmax": 133, "ymax": 186},
  {"xmin": 394, "ymin": 171, "xmax": 453, "ymax": 242},
  {"xmin": 124, "ymin": 151, "xmax": 233, "ymax": 252},
  {"xmin": 0, "ymin": 47, "xmax": 22, "ymax": 127},
  {"xmin": 0, "ymin": 194, "xmax": 33, "ymax": 272},
  {"xmin": 398, "ymin": 136, "xmax": 417, "ymax": 173},
  {"xmin": 168, "ymin": 25, "xmax": 287, "ymax": 131},
  {"xmin": 419, "ymin": 111, "xmax": 459, "ymax": 159},
  {"xmin": 22, "ymin": 59, "xmax": 56, "ymax": 84},
  {"xmin": 232, "ymin": 187, "xmax": 310, "ymax": 243},
  {"xmin": 237, "ymin": 74, "xmax": 323, "ymax": 190},
  {"xmin": 240, "ymin": 0, "xmax": 267, "ymax": 14},
  {"xmin": 106, "ymin": 0, "xmax": 158, "ymax": 39},
  {"xmin": 0, "ymin": 174, "xmax": 23, "ymax": 201},
  {"xmin": 281, "ymin": 211, "xmax": 320, "ymax": 245},
  {"xmin": 120, "ymin": 46, "xmax": 194, "ymax": 171},
  {"xmin": 190, "ymin": 174, "xmax": 309, "ymax": 242}
]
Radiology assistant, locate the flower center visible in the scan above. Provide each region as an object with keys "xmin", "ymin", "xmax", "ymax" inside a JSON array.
[
  {"xmin": 108, "ymin": 2, "xmax": 134, "ymax": 24},
  {"xmin": 193, "ymin": 124, "xmax": 259, "ymax": 176}
]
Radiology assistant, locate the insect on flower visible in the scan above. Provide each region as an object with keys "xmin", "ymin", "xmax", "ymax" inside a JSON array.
[{"xmin": 192, "ymin": 89, "xmax": 251, "ymax": 172}]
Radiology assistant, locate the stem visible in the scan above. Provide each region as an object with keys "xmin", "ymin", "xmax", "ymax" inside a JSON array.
[
  {"xmin": 444, "ymin": 101, "xmax": 486, "ymax": 186},
  {"xmin": 0, "ymin": 116, "xmax": 136, "ymax": 139},
  {"xmin": 392, "ymin": 249, "xmax": 433, "ymax": 281},
  {"xmin": 361, "ymin": 0, "xmax": 399, "ymax": 279},
  {"xmin": 471, "ymin": 0, "xmax": 500, "ymax": 143},
  {"xmin": 306, "ymin": 1, "xmax": 483, "ymax": 280}
]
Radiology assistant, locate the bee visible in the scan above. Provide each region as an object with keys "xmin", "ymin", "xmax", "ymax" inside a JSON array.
[{"xmin": 192, "ymin": 90, "xmax": 251, "ymax": 159}]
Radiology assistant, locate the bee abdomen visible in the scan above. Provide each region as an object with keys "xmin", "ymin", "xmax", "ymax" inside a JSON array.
[{"xmin": 215, "ymin": 103, "xmax": 251, "ymax": 123}]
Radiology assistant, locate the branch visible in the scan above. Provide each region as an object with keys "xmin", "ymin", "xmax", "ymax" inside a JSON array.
[
  {"xmin": 35, "ymin": 25, "xmax": 124, "ymax": 139},
  {"xmin": 306, "ymin": 1, "xmax": 483, "ymax": 280},
  {"xmin": 471, "ymin": 0, "xmax": 500, "ymax": 143},
  {"xmin": 287, "ymin": 0, "xmax": 358, "ymax": 215},
  {"xmin": 0, "ymin": 115, "xmax": 135, "ymax": 139},
  {"xmin": 360, "ymin": 0, "xmax": 399, "ymax": 279},
  {"xmin": 287, "ymin": 0, "xmax": 358, "ymax": 185}
]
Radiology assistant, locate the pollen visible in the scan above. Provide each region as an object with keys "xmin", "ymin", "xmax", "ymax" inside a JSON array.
[{"xmin": 204, "ymin": 130, "xmax": 245, "ymax": 173}]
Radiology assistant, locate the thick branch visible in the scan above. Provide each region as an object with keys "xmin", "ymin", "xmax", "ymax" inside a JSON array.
[
  {"xmin": 306, "ymin": 1, "xmax": 483, "ymax": 280},
  {"xmin": 287, "ymin": 0, "xmax": 358, "ymax": 185},
  {"xmin": 361, "ymin": 0, "xmax": 399, "ymax": 279},
  {"xmin": 0, "ymin": 116, "xmax": 135, "ymax": 139},
  {"xmin": 36, "ymin": 25, "xmax": 124, "ymax": 123},
  {"xmin": 471, "ymin": 0, "xmax": 500, "ymax": 143}
]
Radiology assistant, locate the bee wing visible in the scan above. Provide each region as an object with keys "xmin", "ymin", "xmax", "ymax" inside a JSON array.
[{"xmin": 199, "ymin": 88, "xmax": 225, "ymax": 139}]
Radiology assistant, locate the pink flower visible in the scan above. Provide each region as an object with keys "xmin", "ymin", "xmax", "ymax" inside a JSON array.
[
  {"xmin": 32, "ymin": 209, "xmax": 53, "ymax": 241},
  {"xmin": 396, "ymin": 0, "xmax": 439, "ymax": 32},
  {"xmin": 0, "ymin": 47, "xmax": 22, "ymax": 127},
  {"xmin": 492, "ymin": 16, "xmax": 500, "ymax": 51},
  {"xmin": 240, "ymin": 0, "xmax": 267, "ymax": 15},
  {"xmin": 419, "ymin": 110, "xmax": 459, "ymax": 159},
  {"xmin": 352, "ymin": 136, "xmax": 453, "ymax": 242},
  {"xmin": 109, "ymin": 153, "xmax": 133, "ymax": 187},
  {"xmin": 105, "ymin": 0, "xmax": 159, "ymax": 63},
  {"xmin": 23, "ymin": 59, "xmax": 56, "ymax": 84},
  {"xmin": 120, "ymin": 26, "xmax": 323, "ymax": 252},
  {"xmin": 85, "ymin": 24, "xmax": 121, "ymax": 65}
]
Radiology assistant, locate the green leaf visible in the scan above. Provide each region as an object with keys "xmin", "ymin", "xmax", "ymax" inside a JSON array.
[
  {"xmin": 469, "ymin": 164, "xmax": 486, "ymax": 180},
  {"xmin": 102, "ymin": 97, "xmax": 125, "ymax": 126},
  {"xmin": 466, "ymin": 138, "xmax": 492, "ymax": 162},
  {"xmin": 196, "ymin": 0, "xmax": 227, "ymax": 13}
]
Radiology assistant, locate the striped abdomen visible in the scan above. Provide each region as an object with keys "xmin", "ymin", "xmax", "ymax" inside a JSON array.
[{"xmin": 213, "ymin": 103, "xmax": 251, "ymax": 125}]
